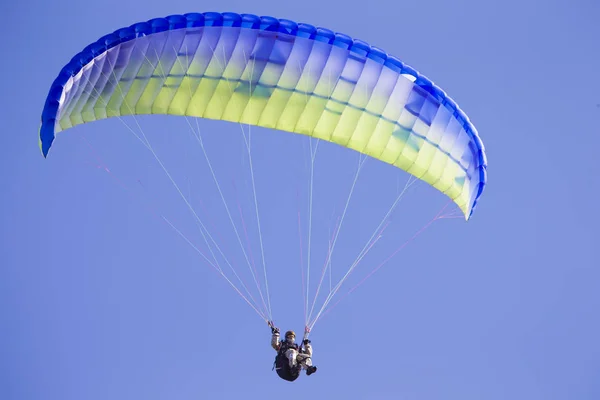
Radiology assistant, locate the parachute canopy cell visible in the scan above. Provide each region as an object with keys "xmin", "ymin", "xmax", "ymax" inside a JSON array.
[{"xmin": 39, "ymin": 12, "xmax": 487, "ymax": 219}]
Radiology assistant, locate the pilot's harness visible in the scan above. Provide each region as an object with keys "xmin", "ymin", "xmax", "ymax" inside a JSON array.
[{"xmin": 268, "ymin": 321, "xmax": 311, "ymax": 372}]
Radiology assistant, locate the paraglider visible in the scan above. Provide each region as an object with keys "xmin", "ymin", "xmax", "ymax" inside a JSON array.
[
  {"xmin": 270, "ymin": 323, "xmax": 317, "ymax": 381},
  {"xmin": 39, "ymin": 11, "xmax": 487, "ymax": 380}
]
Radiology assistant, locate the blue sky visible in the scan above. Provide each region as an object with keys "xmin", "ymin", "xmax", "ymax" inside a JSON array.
[{"xmin": 2, "ymin": 0, "xmax": 599, "ymax": 399}]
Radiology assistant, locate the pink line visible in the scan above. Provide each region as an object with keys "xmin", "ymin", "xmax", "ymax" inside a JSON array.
[
  {"xmin": 309, "ymin": 220, "xmax": 391, "ymax": 326},
  {"xmin": 78, "ymin": 136, "xmax": 235, "ymax": 279},
  {"xmin": 296, "ymin": 187, "xmax": 309, "ymax": 322},
  {"xmin": 231, "ymin": 180, "xmax": 262, "ymax": 289},
  {"xmin": 309, "ymin": 214, "xmax": 342, "ymax": 310},
  {"xmin": 298, "ymin": 209, "xmax": 307, "ymax": 322},
  {"xmin": 314, "ymin": 202, "xmax": 452, "ymax": 322}
]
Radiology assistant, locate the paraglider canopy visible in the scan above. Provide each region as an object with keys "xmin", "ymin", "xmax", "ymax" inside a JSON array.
[{"xmin": 39, "ymin": 11, "xmax": 487, "ymax": 219}]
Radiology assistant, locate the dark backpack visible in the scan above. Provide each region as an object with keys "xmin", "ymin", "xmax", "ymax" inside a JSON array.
[{"xmin": 273, "ymin": 342, "xmax": 301, "ymax": 382}]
